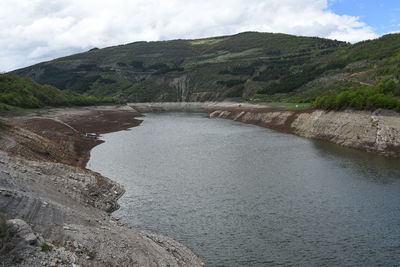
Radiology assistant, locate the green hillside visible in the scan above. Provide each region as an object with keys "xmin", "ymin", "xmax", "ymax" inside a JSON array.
[
  {"xmin": 0, "ymin": 73, "xmax": 116, "ymax": 112},
  {"xmin": 13, "ymin": 32, "xmax": 400, "ymax": 110},
  {"xmin": 14, "ymin": 32, "xmax": 348, "ymax": 102},
  {"xmin": 280, "ymin": 33, "xmax": 400, "ymax": 104}
]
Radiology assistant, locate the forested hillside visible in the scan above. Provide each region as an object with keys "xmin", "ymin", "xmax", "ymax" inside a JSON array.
[
  {"xmin": 0, "ymin": 73, "xmax": 115, "ymax": 112},
  {"xmin": 14, "ymin": 32, "xmax": 347, "ymax": 102},
  {"xmin": 13, "ymin": 32, "xmax": 400, "ymax": 110}
]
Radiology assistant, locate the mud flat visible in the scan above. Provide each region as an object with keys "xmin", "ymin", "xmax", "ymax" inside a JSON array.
[
  {"xmin": 0, "ymin": 105, "xmax": 204, "ymax": 266},
  {"xmin": 130, "ymin": 102, "xmax": 400, "ymax": 157}
]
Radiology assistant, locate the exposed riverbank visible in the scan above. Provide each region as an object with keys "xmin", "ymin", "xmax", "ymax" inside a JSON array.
[
  {"xmin": 130, "ymin": 102, "xmax": 400, "ymax": 157},
  {"xmin": 2, "ymin": 102, "xmax": 399, "ymax": 265},
  {"xmin": 0, "ymin": 105, "xmax": 204, "ymax": 266}
]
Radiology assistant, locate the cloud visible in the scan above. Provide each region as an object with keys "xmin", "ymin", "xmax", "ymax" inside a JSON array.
[{"xmin": 0, "ymin": 0, "xmax": 378, "ymax": 72}]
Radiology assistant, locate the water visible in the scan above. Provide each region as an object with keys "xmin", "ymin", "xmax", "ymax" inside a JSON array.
[{"xmin": 88, "ymin": 112, "xmax": 400, "ymax": 266}]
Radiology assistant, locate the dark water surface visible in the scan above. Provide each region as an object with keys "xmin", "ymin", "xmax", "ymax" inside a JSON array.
[{"xmin": 88, "ymin": 112, "xmax": 400, "ymax": 266}]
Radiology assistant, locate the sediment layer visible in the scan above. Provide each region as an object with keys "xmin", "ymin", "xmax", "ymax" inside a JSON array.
[
  {"xmin": 210, "ymin": 108, "xmax": 400, "ymax": 157},
  {"xmin": 131, "ymin": 102, "xmax": 400, "ymax": 157},
  {"xmin": 0, "ymin": 106, "xmax": 204, "ymax": 266}
]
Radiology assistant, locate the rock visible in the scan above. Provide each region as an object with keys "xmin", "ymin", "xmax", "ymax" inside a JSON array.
[
  {"xmin": 7, "ymin": 219, "xmax": 37, "ymax": 245},
  {"xmin": 212, "ymin": 108, "xmax": 400, "ymax": 157},
  {"xmin": 37, "ymin": 235, "xmax": 46, "ymax": 245}
]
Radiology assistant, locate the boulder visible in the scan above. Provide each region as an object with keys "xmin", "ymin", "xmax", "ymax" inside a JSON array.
[{"xmin": 6, "ymin": 219, "xmax": 37, "ymax": 245}]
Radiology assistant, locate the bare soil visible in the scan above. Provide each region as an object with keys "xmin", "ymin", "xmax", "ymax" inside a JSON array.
[{"xmin": 7, "ymin": 106, "xmax": 143, "ymax": 167}]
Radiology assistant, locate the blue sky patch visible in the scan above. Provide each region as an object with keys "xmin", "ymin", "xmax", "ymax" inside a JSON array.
[{"xmin": 328, "ymin": 0, "xmax": 400, "ymax": 34}]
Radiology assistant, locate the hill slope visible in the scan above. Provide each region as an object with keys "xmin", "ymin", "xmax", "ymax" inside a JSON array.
[
  {"xmin": 13, "ymin": 32, "xmax": 400, "ymax": 104},
  {"xmin": 284, "ymin": 33, "xmax": 400, "ymax": 103},
  {"xmin": 14, "ymin": 32, "xmax": 348, "ymax": 102},
  {"xmin": 0, "ymin": 73, "xmax": 115, "ymax": 112}
]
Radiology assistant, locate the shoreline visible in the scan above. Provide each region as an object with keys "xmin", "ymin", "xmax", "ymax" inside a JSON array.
[
  {"xmin": 2, "ymin": 101, "xmax": 399, "ymax": 265},
  {"xmin": 4, "ymin": 105, "xmax": 144, "ymax": 168},
  {"xmin": 130, "ymin": 102, "xmax": 400, "ymax": 157},
  {"xmin": 0, "ymin": 105, "xmax": 204, "ymax": 266}
]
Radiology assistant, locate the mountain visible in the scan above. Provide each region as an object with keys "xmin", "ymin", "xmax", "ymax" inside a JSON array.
[
  {"xmin": 13, "ymin": 32, "xmax": 400, "ymax": 104},
  {"xmin": 13, "ymin": 32, "xmax": 347, "ymax": 102}
]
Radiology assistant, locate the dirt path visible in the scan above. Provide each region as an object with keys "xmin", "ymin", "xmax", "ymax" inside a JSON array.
[{"xmin": 344, "ymin": 70, "xmax": 374, "ymax": 86}]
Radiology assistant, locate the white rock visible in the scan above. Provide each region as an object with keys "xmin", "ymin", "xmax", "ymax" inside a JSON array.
[{"xmin": 7, "ymin": 219, "xmax": 37, "ymax": 245}]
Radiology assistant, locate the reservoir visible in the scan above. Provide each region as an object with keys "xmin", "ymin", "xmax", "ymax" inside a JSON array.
[{"xmin": 88, "ymin": 112, "xmax": 400, "ymax": 266}]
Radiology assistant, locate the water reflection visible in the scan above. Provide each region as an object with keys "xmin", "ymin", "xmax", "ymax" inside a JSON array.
[
  {"xmin": 89, "ymin": 113, "xmax": 400, "ymax": 266},
  {"xmin": 311, "ymin": 139, "xmax": 400, "ymax": 184}
]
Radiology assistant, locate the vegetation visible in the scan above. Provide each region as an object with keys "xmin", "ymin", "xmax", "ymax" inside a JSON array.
[
  {"xmin": 313, "ymin": 79, "xmax": 400, "ymax": 111},
  {"xmin": 0, "ymin": 73, "xmax": 117, "ymax": 111},
  {"xmin": 40, "ymin": 243, "xmax": 53, "ymax": 252},
  {"xmin": 14, "ymin": 32, "xmax": 349, "ymax": 102},
  {"xmin": 12, "ymin": 31, "xmax": 400, "ymax": 112}
]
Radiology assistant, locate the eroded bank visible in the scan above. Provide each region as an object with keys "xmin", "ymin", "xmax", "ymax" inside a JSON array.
[
  {"xmin": 131, "ymin": 102, "xmax": 400, "ymax": 157},
  {"xmin": 0, "ymin": 106, "xmax": 204, "ymax": 266}
]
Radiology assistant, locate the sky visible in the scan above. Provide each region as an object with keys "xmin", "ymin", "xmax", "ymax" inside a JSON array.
[
  {"xmin": 328, "ymin": 0, "xmax": 400, "ymax": 35},
  {"xmin": 0, "ymin": 0, "xmax": 399, "ymax": 72}
]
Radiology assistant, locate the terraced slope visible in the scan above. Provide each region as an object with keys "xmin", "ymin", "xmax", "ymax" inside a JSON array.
[
  {"xmin": 13, "ymin": 32, "xmax": 400, "ymax": 104},
  {"xmin": 14, "ymin": 32, "xmax": 347, "ymax": 102}
]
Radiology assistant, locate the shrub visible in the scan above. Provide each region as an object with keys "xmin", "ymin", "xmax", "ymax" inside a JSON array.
[
  {"xmin": 313, "ymin": 81, "xmax": 400, "ymax": 111},
  {"xmin": 41, "ymin": 243, "xmax": 53, "ymax": 252}
]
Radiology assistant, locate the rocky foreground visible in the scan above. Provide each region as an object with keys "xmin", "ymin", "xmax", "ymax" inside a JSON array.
[{"xmin": 0, "ymin": 106, "xmax": 204, "ymax": 266}]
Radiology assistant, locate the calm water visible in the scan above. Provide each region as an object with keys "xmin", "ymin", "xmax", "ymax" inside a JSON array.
[{"xmin": 88, "ymin": 112, "xmax": 400, "ymax": 266}]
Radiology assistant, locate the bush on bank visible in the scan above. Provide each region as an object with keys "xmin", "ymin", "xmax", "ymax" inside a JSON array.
[{"xmin": 313, "ymin": 79, "xmax": 400, "ymax": 112}]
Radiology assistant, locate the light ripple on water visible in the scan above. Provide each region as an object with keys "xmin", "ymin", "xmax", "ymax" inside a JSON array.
[{"xmin": 88, "ymin": 112, "xmax": 400, "ymax": 267}]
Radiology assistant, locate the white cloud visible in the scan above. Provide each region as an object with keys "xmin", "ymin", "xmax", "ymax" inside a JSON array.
[{"xmin": 0, "ymin": 0, "xmax": 378, "ymax": 72}]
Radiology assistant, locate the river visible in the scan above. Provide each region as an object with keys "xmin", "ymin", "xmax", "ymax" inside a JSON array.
[{"xmin": 88, "ymin": 112, "xmax": 400, "ymax": 266}]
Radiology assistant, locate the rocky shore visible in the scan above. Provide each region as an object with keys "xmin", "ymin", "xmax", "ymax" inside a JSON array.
[
  {"xmin": 131, "ymin": 102, "xmax": 400, "ymax": 157},
  {"xmin": 0, "ymin": 106, "xmax": 204, "ymax": 266},
  {"xmin": 209, "ymin": 108, "xmax": 400, "ymax": 157},
  {"xmin": 2, "ymin": 102, "xmax": 399, "ymax": 266}
]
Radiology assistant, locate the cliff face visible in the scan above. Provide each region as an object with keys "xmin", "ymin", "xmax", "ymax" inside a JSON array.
[
  {"xmin": 209, "ymin": 108, "xmax": 400, "ymax": 157},
  {"xmin": 292, "ymin": 110, "xmax": 400, "ymax": 156}
]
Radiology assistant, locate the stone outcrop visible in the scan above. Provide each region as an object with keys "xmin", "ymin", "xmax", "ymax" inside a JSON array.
[{"xmin": 7, "ymin": 219, "xmax": 38, "ymax": 245}]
